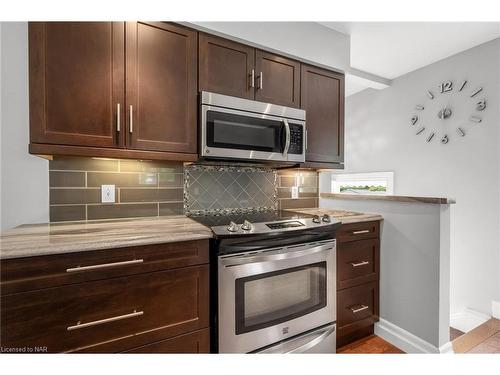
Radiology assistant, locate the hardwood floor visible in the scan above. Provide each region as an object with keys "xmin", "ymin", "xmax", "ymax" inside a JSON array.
[
  {"xmin": 337, "ymin": 335, "xmax": 405, "ymax": 354},
  {"xmin": 453, "ymin": 318, "xmax": 500, "ymax": 353},
  {"xmin": 450, "ymin": 327, "xmax": 465, "ymax": 341}
]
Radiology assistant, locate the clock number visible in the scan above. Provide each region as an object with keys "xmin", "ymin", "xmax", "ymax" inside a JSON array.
[
  {"xmin": 427, "ymin": 90, "xmax": 434, "ymax": 99},
  {"xmin": 457, "ymin": 128, "xmax": 465, "ymax": 137},
  {"xmin": 476, "ymin": 99, "xmax": 486, "ymax": 111},
  {"xmin": 411, "ymin": 115, "xmax": 418, "ymax": 125},
  {"xmin": 458, "ymin": 80, "xmax": 467, "ymax": 92},
  {"xmin": 427, "ymin": 132, "xmax": 435, "ymax": 142},
  {"xmin": 440, "ymin": 81, "xmax": 453, "ymax": 93},
  {"xmin": 440, "ymin": 135, "xmax": 449, "ymax": 144},
  {"xmin": 470, "ymin": 115, "xmax": 482, "ymax": 123},
  {"xmin": 470, "ymin": 87, "xmax": 483, "ymax": 97},
  {"xmin": 416, "ymin": 127, "xmax": 425, "ymax": 135},
  {"xmin": 415, "ymin": 105, "xmax": 425, "ymax": 110}
]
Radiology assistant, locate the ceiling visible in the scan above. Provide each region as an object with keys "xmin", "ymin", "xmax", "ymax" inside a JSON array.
[{"xmin": 320, "ymin": 22, "xmax": 500, "ymax": 80}]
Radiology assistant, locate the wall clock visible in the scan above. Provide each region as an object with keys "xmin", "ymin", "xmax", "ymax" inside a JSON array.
[{"xmin": 410, "ymin": 80, "xmax": 487, "ymax": 144}]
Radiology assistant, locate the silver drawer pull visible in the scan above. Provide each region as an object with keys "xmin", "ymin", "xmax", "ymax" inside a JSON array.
[
  {"xmin": 250, "ymin": 69, "xmax": 255, "ymax": 88},
  {"xmin": 351, "ymin": 260, "xmax": 370, "ymax": 267},
  {"xmin": 352, "ymin": 229, "xmax": 370, "ymax": 235},
  {"xmin": 66, "ymin": 259, "xmax": 144, "ymax": 273},
  {"xmin": 67, "ymin": 310, "xmax": 143, "ymax": 331},
  {"xmin": 116, "ymin": 103, "xmax": 121, "ymax": 132},
  {"xmin": 350, "ymin": 305, "xmax": 369, "ymax": 314}
]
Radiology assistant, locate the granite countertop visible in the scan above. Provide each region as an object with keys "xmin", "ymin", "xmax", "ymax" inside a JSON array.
[
  {"xmin": 320, "ymin": 193, "xmax": 456, "ymax": 205},
  {"xmin": 289, "ymin": 208, "xmax": 383, "ymax": 224},
  {"xmin": 0, "ymin": 216, "xmax": 213, "ymax": 260},
  {"xmin": 1, "ymin": 209, "xmax": 382, "ymax": 260}
]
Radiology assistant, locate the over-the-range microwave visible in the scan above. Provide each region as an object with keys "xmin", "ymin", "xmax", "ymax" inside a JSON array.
[{"xmin": 200, "ymin": 91, "xmax": 306, "ymax": 164}]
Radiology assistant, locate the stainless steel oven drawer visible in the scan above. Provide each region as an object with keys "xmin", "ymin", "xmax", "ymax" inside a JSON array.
[{"xmin": 254, "ymin": 323, "xmax": 336, "ymax": 354}]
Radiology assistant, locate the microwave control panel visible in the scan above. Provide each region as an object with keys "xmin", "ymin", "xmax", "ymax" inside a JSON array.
[{"xmin": 288, "ymin": 123, "xmax": 304, "ymax": 155}]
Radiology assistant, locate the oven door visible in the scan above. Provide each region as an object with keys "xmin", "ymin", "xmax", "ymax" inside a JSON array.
[
  {"xmin": 218, "ymin": 240, "xmax": 336, "ymax": 353},
  {"xmin": 201, "ymin": 105, "xmax": 305, "ymax": 163}
]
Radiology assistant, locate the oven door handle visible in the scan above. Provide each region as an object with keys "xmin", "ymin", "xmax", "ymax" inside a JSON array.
[
  {"xmin": 220, "ymin": 241, "xmax": 334, "ymax": 267},
  {"xmin": 282, "ymin": 119, "xmax": 290, "ymax": 155}
]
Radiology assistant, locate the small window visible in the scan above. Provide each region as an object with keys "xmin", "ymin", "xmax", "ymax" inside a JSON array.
[{"xmin": 331, "ymin": 172, "xmax": 394, "ymax": 195}]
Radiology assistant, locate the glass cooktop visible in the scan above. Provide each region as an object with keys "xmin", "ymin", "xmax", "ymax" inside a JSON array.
[{"xmin": 188, "ymin": 210, "xmax": 315, "ymax": 229}]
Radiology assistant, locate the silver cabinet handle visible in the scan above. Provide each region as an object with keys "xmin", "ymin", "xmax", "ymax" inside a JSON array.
[
  {"xmin": 116, "ymin": 103, "xmax": 121, "ymax": 132},
  {"xmin": 258, "ymin": 71, "xmax": 263, "ymax": 89},
  {"xmin": 351, "ymin": 260, "xmax": 370, "ymax": 267},
  {"xmin": 353, "ymin": 229, "xmax": 370, "ymax": 235},
  {"xmin": 283, "ymin": 119, "xmax": 290, "ymax": 155},
  {"xmin": 67, "ymin": 310, "xmax": 143, "ymax": 331},
  {"xmin": 129, "ymin": 105, "xmax": 133, "ymax": 133},
  {"xmin": 66, "ymin": 259, "xmax": 144, "ymax": 273},
  {"xmin": 305, "ymin": 129, "xmax": 308, "ymax": 150},
  {"xmin": 250, "ymin": 69, "xmax": 255, "ymax": 88},
  {"xmin": 350, "ymin": 305, "xmax": 369, "ymax": 314}
]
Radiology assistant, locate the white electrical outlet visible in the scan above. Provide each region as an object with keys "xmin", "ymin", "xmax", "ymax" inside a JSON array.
[
  {"xmin": 291, "ymin": 186, "xmax": 299, "ymax": 199},
  {"xmin": 101, "ymin": 185, "xmax": 115, "ymax": 203}
]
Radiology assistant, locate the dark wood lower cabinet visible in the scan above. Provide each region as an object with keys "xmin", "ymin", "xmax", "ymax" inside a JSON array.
[
  {"xmin": 0, "ymin": 240, "xmax": 210, "ymax": 353},
  {"xmin": 123, "ymin": 328, "xmax": 210, "ymax": 353},
  {"xmin": 336, "ymin": 221, "xmax": 381, "ymax": 348}
]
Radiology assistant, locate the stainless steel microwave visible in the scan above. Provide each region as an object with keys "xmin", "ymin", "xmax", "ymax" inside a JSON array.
[{"xmin": 200, "ymin": 91, "xmax": 306, "ymax": 163}]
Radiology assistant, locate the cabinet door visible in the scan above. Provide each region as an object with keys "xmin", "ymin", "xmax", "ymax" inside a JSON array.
[
  {"xmin": 126, "ymin": 22, "xmax": 197, "ymax": 153},
  {"xmin": 254, "ymin": 50, "xmax": 300, "ymax": 108},
  {"xmin": 199, "ymin": 33, "xmax": 255, "ymax": 99},
  {"xmin": 29, "ymin": 22, "xmax": 125, "ymax": 148},
  {"xmin": 300, "ymin": 65, "xmax": 344, "ymax": 164}
]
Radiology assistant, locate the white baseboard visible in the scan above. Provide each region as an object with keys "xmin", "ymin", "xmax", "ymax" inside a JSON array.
[
  {"xmin": 450, "ymin": 308, "xmax": 490, "ymax": 333},
  {"xmin": 375, "ymin": 319, "xmax": 453, "ymax": 354},
  {"xmin": 492, "ymin": 301, "xmax": 500, "ymax": 319}
]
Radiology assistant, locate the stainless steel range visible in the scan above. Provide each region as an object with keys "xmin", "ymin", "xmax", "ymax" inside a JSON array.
[{"xmin": 190, "ymin": 210, "xmax": 341, "ymax": 353}]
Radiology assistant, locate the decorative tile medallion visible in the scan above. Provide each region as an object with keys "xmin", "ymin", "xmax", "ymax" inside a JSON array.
[{"xmin": 184, "ymin": 164, "xmax": 277, "ymax": 216}]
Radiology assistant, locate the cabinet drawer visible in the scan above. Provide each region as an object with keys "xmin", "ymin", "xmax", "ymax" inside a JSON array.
[
  {"xmin": 123, "ymin": 328, "xmax": 210, "ymax": 353},
  {"xmin": 338, "ymin": 221, "xmax": 379, "ymax": 243},
  {"xmin": 0, "ymin": 265, "xmax": 209, "ymax": 353},
  {"xmin": 1, "ymin": 240, "xmax": 209, "ymax": 295},
  {"xmin": 337, "ymin": 282, "xmax": 379, "ymax": 333},
  {"xmin": 338, "ymin": 238, "xmax": 379, "ymax": 290}
]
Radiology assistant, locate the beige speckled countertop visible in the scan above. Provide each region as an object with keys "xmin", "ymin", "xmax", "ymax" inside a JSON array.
[
  {"xmin": 0, "ymin": 209, "xmax": 382, "ymax": 260},
  {"xmin": 0, "ymin": 216, "xmax": 213, "ymax": 260},
  {"xmin": 288, "ymin": 208, "xmax": 383, "ymax": 224}
]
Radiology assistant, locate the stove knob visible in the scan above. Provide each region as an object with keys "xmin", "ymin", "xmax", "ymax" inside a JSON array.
[
  {"xmin": 227, "ymin": 221, "xmax": 239, "ymax": 232},
  {"xmin": 321, "ymin": 214, "xmax": 331, "ymax": 223},
  {"xmin": 312, "ymin": 215, "xmax": 321, "ymax": 224},
  {"xmin": 241, "ymin": 220, "xmax": 253, "ymax": 231}
]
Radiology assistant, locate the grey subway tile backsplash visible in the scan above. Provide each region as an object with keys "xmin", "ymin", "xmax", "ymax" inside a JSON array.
[
  {"xmin": 49, "ymin": 157, "xmax": 119, "ymax": 172},
  {"xmin": 120, "ymin": 188, "xmax": 183, "ymax": 203},
  {"xmin": 87, "ymin": 172, "xmax": 158, "ymax": 187},
  {"xmin": 159, "ymin": 202, "xmax": 184, "ymax": 216},
  {"xmin": 49, "ymin": 157, "xmax": 184, "ymax": 222},
  {"xmin": 49, "ymin": 171, "xmax": 86, "ymax": 187},
  {"xmin": 48, "ymin": 156, "xmax": 319, "ymax": 223},
  {"xmin": 50, "ymin": 188, "xmax": 102, "ymax": 205},
  {"xmin": 50, "ymin": 205, "xmax": 87, "ymax": 222},
  {"xmin": 87, "ymin": 204, "xmax": 158, "ymax": 220}
]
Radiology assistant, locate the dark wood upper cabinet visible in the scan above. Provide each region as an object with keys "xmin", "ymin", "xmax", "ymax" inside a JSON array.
[
  {"xmin": 29, "ymin": 22, "xmax": 125, "ymax": 148},
  {"xmin": 126, "ymin": 22, "xmax": 197, "ymax": 154},
  {"xmin": 254, "ymin": 50, "xmax": 300, "ymax": 108},
  {"xmin": 199, "ymin": 33, "xmax": 254, "ymax": 100},
  {"xmin": 301, "ymin": 65, "xmax": 345, "ymax": 165}
]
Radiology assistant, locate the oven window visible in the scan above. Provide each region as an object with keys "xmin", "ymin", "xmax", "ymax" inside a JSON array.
[
  {"xmin": 235, "ymin": 262, "xmax": 327, "ymax": 334},
  {"xmin": 207, "ymin": 110, "xmax": 284, "ymax": 153}
]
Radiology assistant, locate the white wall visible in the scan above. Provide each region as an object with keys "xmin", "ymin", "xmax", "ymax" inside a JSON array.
[
  {"xmin": 320, "ymin": 196, "xmax": 451, "ymax": 350},
  {"xmin": 0, "ymin": 22, "xmax": 49, "ymax": 230},
  {"xmin": 337, "ymin": 38, "xmax": 500, "ymax": 317}
]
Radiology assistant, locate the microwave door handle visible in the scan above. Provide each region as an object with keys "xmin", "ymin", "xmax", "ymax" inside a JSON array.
[{"xmin": 283, "ymin": 119, "xmax": 291, "ymax": 155}]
